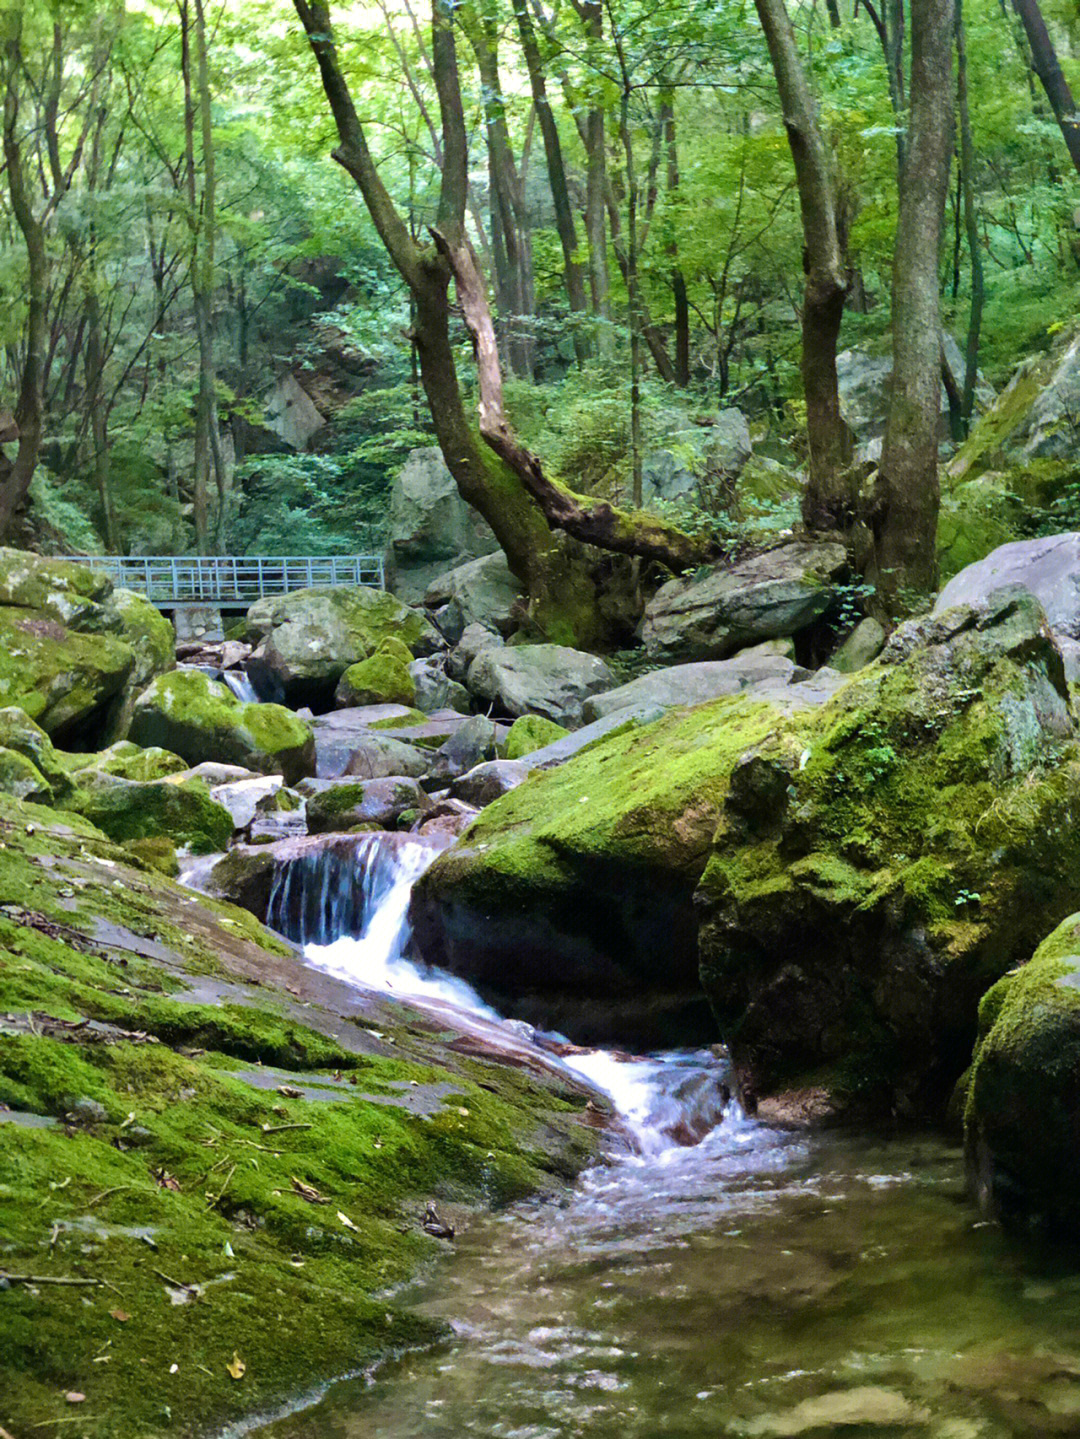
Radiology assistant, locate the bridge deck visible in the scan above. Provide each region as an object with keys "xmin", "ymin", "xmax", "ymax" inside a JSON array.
[{"xmin": 72, "ymin": 554, "xmax": 386, "ymax": 608}]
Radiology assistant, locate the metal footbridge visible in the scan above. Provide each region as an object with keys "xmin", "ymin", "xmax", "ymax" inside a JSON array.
[{"xmin": 74, "ymin": 554, "xmax": 386, "ymax": 608}]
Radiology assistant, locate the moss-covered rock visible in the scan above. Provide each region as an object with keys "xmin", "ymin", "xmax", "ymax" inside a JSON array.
[
  {"xmin": 698, "ymin": 589, "xmax": 1080, "ymax": 1114},
  {"xmin": 0, "ymin": 553, "xmax": 174, "ymax": 746},
  {"xmin": 0, "ymin": 792, "xmax": 599, "ymax": 1437},
  {"xmin": 129, "ymin": 670, "xmax": 315, "ymax": 784},
  {"xmin": 62, "ymin": 770, "xmax": 235, "ymax": 853},
  {"xmin": 335, "ymin": 637, "xmax": 418, "ymax": 708},
  {"xmin": 417, "ymin": 589, "xmax": 1080, "ymax": 1111},
  {"xmin": 0, "ymin": 604, "xmax": 134, "ymax": 743},
  {"xmin": 62, "ymin": 739, "xmax": 189, "ymax": 782},
  {"xmin": 247, "ymin": 586, "xmax": 436, "ymax": 708},
  {"xmin": 0, "ymin": 705, "xmax": 69, "ymax": 790},
  {"xmin": 413, "ymin": 696, "xmax": 783, "ymax": 1048},
  {"xmin": 306, "ymin": 775, "xmax": 431, "ymax": 834},
  {"xmin": 502, "ymin": 714, "xmax": 570, "ymax": 760},
  {"xmin": 964, "ymin": 912, "xmax": 1080, "ymax": 1230},
  {"xmin": 0, "ymin": 746, "xmax": 53, "ymax": 802}
]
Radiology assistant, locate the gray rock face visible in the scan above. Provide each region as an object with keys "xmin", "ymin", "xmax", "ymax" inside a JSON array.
[
  {"xmin": 451, "ymin": 759, "xmax": 530, "ymax": 807},
  {"xmin": 309, "ymin": 707, "xmax": 433, "ymax": 778},
  {"xmin": 467, "ymin": 644, "xmax": 616, "ymax": 727},
  {"xmin": 982, "ymin": 326, "xmax": 1080, "ymax": 464},
  {"xmin": 424, "ymin": 552, "xmax": 522, "ymax": 638},
  {"xmin": 935, "ymin": 534, "xmax": 1080, "ymax": 675},
  {"xmin": 414, "ymin": 796, "xmax": 480, "ymax": 841},
  {"xmin": 341, "ymin": 733, "xmax": 431, "ymax": 781},
  {"xmin": 642, "ymin": 540, "xmax": 849, "ymax": 662},
  {"xmin": 581, "ymin": 650, "xmax": 802, "ymax": 724},
  {"xmin": 838, "ymin": 336, "xmax": 994, "ymax": 439},
  {"xmin": 426, "ymin": 714, "xmax": 499, "ymax": 784},
  {"xmin": 388, "ymin": 447, "xmax": 498, "ymax": 567},
  {"xmin": 642, "ymin": 409, "xmax": 752, "ymax": 504},
  {"xmin": 305, "ymin": 775, "xmax": 431, "ymax": 833},
  {"xmin": 409, "ymin": 657, "xmax": 471, "ymax": 714}
]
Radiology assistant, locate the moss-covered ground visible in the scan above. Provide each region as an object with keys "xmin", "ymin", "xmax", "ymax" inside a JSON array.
[{"xmin": 0, "ymin": 793, "xmax": 599, "ymax": 1436}]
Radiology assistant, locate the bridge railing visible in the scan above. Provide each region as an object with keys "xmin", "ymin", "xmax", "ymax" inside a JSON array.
[{"xmin": 71, "ymin": 554, "xmax": 386, "ymax": 607}]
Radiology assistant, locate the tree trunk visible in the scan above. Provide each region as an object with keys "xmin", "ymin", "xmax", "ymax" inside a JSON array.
[
  {"xmin": 754, "ymin": 0, "xmax": 853, "ymax": 530},
  {"xmin": 1010, "ymin": 0, "xmax": 1080, "ymax": 176},
  {"xmin": 0, "ymin": 39, "xmax": 46, "ymax": 539},
  {"xmin": 872, "ymin": 0, "xmax": 956, "ymax": 611},
  {"xmin": 292, "ymin": 0, "xmax": 714, "ymax": 646},
  {"xmin": 664, "ymin": 102, "xmax": 691, "ymax": 387},
  {"xmin": 957, "ymin": 0, "xmax": 985, "ymax": 428},
  {"xmin": 512, "ymin": 0, "xmax": 588, "ymax": 350}
]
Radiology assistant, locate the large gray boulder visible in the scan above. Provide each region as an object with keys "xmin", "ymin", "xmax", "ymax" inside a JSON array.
[
  {"xmin": 581, "ymin": 650, "xmax": 803, "ymax": 724},
  {"xmin": 467, "ymin": 644, "xmax": 616, "ymax": 727},
  {"xmin": 389, "ymin": 447, "xmax": 498, "ymax": 567},
  {"xmin": 409, "ymin": 657, "xmax": 471, "ymax": 714},
  {"xmin": 935, "ymin": 534, "xmax": 1080, "ymax": 676},
  {"xmin": 424, "ymin": 552, "xmax": 522, "ymax": 638},
  {"xmin": 246, "ymin": 586, "xmax": 436, "ymax": 708},
  {"xmin": 305, "ymin": 775, "xmax": 431, "ymax": 833},
  {"xmin": 838, "ymin": 335, "xmax": 994, "ymax": 439},
  {"xmin": 642, "ymin": 410, "xmax": 752, "ymax": 506},
  {"xmin": 642, "ymin": 540, "xmax": 848, "ymax": 662}
]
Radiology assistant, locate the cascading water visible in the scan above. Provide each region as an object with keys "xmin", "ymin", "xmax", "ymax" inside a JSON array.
[
  {"xmin": 262, "ymin": 830, "xmax": 735, "ymax": 1157},
  {"xmin": 221, "ymin": 669, "xmax": 259, "ymax": 704}
]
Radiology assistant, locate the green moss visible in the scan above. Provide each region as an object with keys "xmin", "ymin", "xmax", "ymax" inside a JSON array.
[
  {"xmin": 502, "ymin": 714, "xmax": 569, "ymax": 760},
  {"xmin": 336, "ymin": 638, "xmax": 417, "ymax": 707},
  {"xmin": 0, "ymin": 789, "xmax": 599, "ymax": 1435},
  {"xmin": 129, "ymin": 670, "xmax": 315, "ymax": 784},
  {"xmin": 61, "ymin": 773, "xmax": 234, "ymax": 853},
  {"xmin": 62, "ymin": 740, "xmax": 189, "ymax": 782},
  {"xmin": 124, "ymin": 834, "xmax": 180, "ymax": 876},
  {"xmin": 0, "ymin": 745, "xmax": 53, "ymax": 802},
  {"xmin": 0, "ymin": 605, "xmax": 134, "ymax": 738}
]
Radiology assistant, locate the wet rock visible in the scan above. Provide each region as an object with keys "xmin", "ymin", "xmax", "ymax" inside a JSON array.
[
  {"xmin": 744, "ymin": 1386, "xmax": 928, "ymax": 1435},
  {"xmin": 642, "ymin": 540, "xmax": 848, "ymax": 663},
  {"xmin": 305, "ymin": 776, "xmax": 432, "ymax": 833},
  {"xmin": 246, "ymin": 586, "xmax": 436, "ymax": 708},
  {"xmin": 63, "ymin": 770, "xmax": 234, "ymax": 854},
  {"xmin": 413, "ymin": 796, "xmax": 480, "ymax": 841},
  {"xmin": 467, "ymin": 644, "xmax": 616, "ymax": 727},
  {"xmin": 451, "ymin": 759, "xmax": 530, "ymax": 807},
  {"xmin": 130, "ymin": 670, "xmax": 315, "ymax": 784}
]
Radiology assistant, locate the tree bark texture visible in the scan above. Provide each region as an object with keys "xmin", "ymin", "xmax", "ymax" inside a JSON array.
[
  {"xmin": 1009, "ymin": 0, "xmax": 1080, "ymax": 177},
  {"xmin": 873, "ymin": 0, "xmax": 956, "ymax": 610}
]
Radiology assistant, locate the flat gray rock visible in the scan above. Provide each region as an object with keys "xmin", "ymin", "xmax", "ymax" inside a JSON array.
[{"xmin": 467, "ymin": 643, "xmax": 616, "ymax": 727}]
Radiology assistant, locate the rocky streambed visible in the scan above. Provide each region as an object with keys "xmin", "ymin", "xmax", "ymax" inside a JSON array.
[{"xmin": 7, "ymin": 536, "xmax": 1080, "ymax": 1435}]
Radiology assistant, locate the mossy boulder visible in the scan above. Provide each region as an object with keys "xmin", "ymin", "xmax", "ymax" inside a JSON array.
[
  {"xmin": 698, "ymin": 589, "xmax": 1080, "ymax": 1115},
  {"xmin": 335, "ymin": 637, "xmax": 417, "ymax": 708},
  {"xmin": 129, "ymin": 669, "xmax": 316, "ymax": 784},
  {"xmin": 62, "ymin": 739, "xmax": 189, "ymax": 782},
  {"xmin": 246, "ymin": 586, "xmax": 436, "ymax": 708},
  {"xmin": 502, "ymin": 714, "xmax": 570, "ymax": 760},
  {"xmin": 0, "ymin": 705, "xmax": 69, "ymax": 791},
  {"xmin": 0, "ymin": 604, "xmax": 134, "ymax": 743},
  {"xmin": 0, "ymin": 791, "xmax": 599, "ymax": 1435},
  {"xmin": 306, "ymin": 776, "xmax": 432, "ymax": 834},
  {"xmin": 412, "ymin": 697, "xmax": 784, "ymax": 1048},
  {"xmin": 62, "ymin": 770, "xmax": 235, "ymax": 853},
  {"xmin": 0, "ymin": 552, "xmax": 175, "ymax": 745},
  {"xmin": 0, "ymin": 746, "xmax": 53, "ymax": 802},
  {"xmin": 964, "ymin": 912, "xmax": 1080, "ymax": 1230}
]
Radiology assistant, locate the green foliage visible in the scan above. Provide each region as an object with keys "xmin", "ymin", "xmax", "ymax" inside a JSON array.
[{"xmin": 229, "ymin": 453, "xmax": 388, "ymax": 554}]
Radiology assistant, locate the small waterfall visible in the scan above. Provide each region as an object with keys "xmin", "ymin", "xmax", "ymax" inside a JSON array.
[
  {"xmin": 261, "ymin": 830, "xmax": 735, "ymax": 1158},
  {"xmin": 221, "ymin": 669, "xmax": 259, "ymax": 705}
]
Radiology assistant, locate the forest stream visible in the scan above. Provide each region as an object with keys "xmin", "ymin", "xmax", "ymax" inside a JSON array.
[{"xmin": 194, "ymin": 835, "xmax": 1080, "ymax": 1439}]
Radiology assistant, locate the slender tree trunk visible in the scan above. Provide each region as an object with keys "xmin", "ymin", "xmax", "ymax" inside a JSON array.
[
  {"xmin": 754, "ymin": 0, "xmax": 853, "ymax": 530},
  {"xmin": 872, "ymin": 0, "xmax": 956, "ymax": 611},
  {"xmin": 513, "ymin": 0, "xmax": 588, "ymax": 353},
  {"xmin": 957, "ymin": 0, "xmax": 985, "ymax": 427},
  {"xmin": 1009, "ymin": 0, "xmax": 1080, "ymax": 176},
  {"xmin": 664, "ymin": 101, "xmax": 691, "ymax": 387},
  {"xmin": 616, "ymin": 84, "xmax": 643, "ymax": 507},
  {"xmin": 0, "ymin": 40, "xmax": 46, "ymax": 539}
]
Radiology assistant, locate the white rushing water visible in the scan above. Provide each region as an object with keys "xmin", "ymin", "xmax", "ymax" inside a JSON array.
[{"xmin": 268, "ymin": 831, "xmax": 735, "ymax": 1157}]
